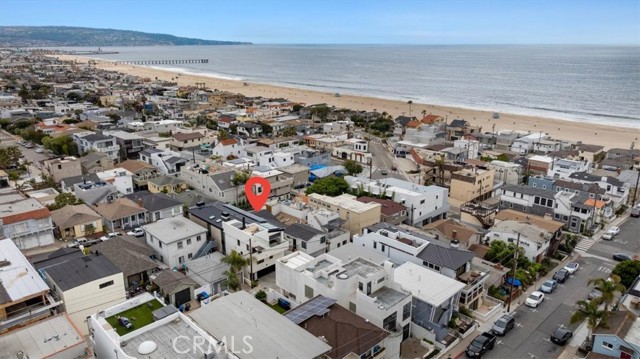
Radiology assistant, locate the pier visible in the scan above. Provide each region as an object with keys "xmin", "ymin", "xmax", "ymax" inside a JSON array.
[{"xmin": 115, "ymin": 59, "xmax": 209, "ymax": 65}]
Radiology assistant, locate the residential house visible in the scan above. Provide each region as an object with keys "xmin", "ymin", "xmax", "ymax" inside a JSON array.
[
  {"xmin": 188, "ymin": 291, "xmax": 332, "ymax": 358},
  {"xmin": 394, "ymin": 262, "xmax": 465, "ymax": 341},
  {"xmin": 184, "ymin": 252, "xmax": 230, "ymax": 296},
  {"xmin": 498, "ymin": 184, "xmax": 558, "ymax": 217},
  {"xmin": 143, "ymin": 216, "xmax": 208, "ymax": 268},
  {"xmin": 250, "ymin": 166, "xmax": 293, "ymax": 201},
  {"xmin": 96, "ymin": 168, "xmax": 134, "ymax": 195},
  {"xmin": 590, "ymin": 309, "xmax": 639, "ymax": 359},
  {"xmin": 92, "ymin": 197, "xmax": 147, "ymax": 231},
  {"xmin": 222, "ymin": 218, "xmax": 288, "ymax": 280},
  {"xmin": 454, "ymin": 139, "xmax": 480, "ymax": 160},
  {"xmin": 286, "ymin": 295, "xmax": 401, "ymax": 359},
  {"xmin": 151, "ymin": 269, "xmax": 198, "ymax": 307},
  {"xmin": 211, "ymin": 138, "xmax": 244, "ymax": 159},
  {"xmin": 284, "ymin": 223, "xmax": 328, "ymax": 256},
  {"xmin": 42, "ymin": 252, "xmax": 125, "ymax": 335},
  {"xmin": 357, "ymin": 196, "xmax": 408, "ymax": 225},
  {"xmin": 279, "ymin": 164, "xmax": 311, "ymax": 189},
  {"xmin": 180, "ymin": 165, "xmax": 243, "ymax": 203},
  {"xmin": 569, "ymin": 172, "xmax": 630, "ymax": 210},
  {"xmin": 510, "ymin": 133, "xmax": 550, "ymax": 155},
  {"xmin": 322, "ymin": 120, "xmax": 352, "ymax": 134},
  {"xmin": 574, "ymin": 142, "xmax": 605, "ymax": 164},
  {"xmin": 307, "ymin": 193, "xmax": 381, "ymax": 235},
  {"xmin": 547, "ymin": 158, "xmax": 590, "ymax": 180},
  {"xmin": 73, "ymin": 179, "xmax": 119, "ymax": 205},
  {"xmin": 486, "ymin": 160, "xmax": 523, "ymax": 185},
  {"xmin": 91, "ymin": 235, "xmax": 161, "ymax": 289},
  {"xmin": 139, "ymin": 148, "xmax": 188, "ymax": 177},
  {"xmin": 72, "ymin": 132, "xmax": 120, "ymax": 160},
  {"xmin": 237, "ymin": 121, "xmax": 262, "ymax": 137},
  {"xmin": 142, "ymin": 135, "xmax": 172, "ymax": 150},
  {"xmin": 494, "ymin": 209, "xmax": 565, "ymax": 255},
  {"xmin": 88, "ymin": 294, "xmax": 222, "ymax": 359},
  {"xmin": 127, "ymin": 190, "xmax": 183, "ymax": 222},
  {"xmin": 171, "ymin": 131, "xmax": 207, "ymax": 151},
  {"xmin": 484, "ymin": 220, "xmax": 552, "ymax": 262},
  {"xmin": 0, "ymin": 238, "xmax": 55, "ymax": 333},
  {"xmin": 50, "ymin": 204, "xmax": 103, "ymax": 239},
  {"xmin": 303, "ymin": 134, "xmax": 348, "ymax": 151},
  {"xmin": 43, "ymin": 156, "xmax": 82, "ymax": 183},
  {"xmin": 107, "ymin": 130, "xmax": 146, "ymax": 161},
  {"xmin": 332, "ymin": 139, "xmax": 373, "ymax": 164},
  {"xmin": 446, "ymin": 119, "xmax": 481, "ymax": 141},
  {"xmin": 295, "ymin": 148, "xmax": 331, "ymax": 167},
  {"xmin": 423, "ymin": 218, "xmax": 483, "ymax": 250},
  {"xmin": 276, "ymin": 247, "xmax": 413, "ymax": 341},
  {"xmin": 449, "ymin": 167, "xmax": 495, "ymax": 203},
  {"xmin": 148, "ymin": 175, "xmax": 189, "ymax": 194},
  {"xmin": 0, "ymin": 196, "xmax": 54, "ymax": 250},
  {"xmin": 79, "ymin": 151, "xmax": 115, "ymax": 174},
  {"xmin": 60, "ymin": 173, "xmax": 100, "ymax": 193},
  {"xmin": 187, "ymin": 201, "xmax": 282, "ymax": 255},
  {"xmin": 117, "ymin": 159, "xmax": 158, "ymax": 190},
  {"xmin": 25, "ymin": 187, "xmax": 59, "ymax": 206},
  {"xmin": 527, "ymin": 155, "xmax": 554, "ymax": 176},
  {"xmin": 345, "ymin": 176, "xmax": 449, "ymax": 226}
]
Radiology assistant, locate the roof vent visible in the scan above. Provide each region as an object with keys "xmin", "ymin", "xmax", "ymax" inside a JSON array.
[
  {"xmin": 0, "ymin": 260, "xmax": 10, "ymax": 268},
  {"xmin": 221, "ymin": 211, "xmax": 230, "ymax": 220},
  {"xmin": 196, "ymin": 201, "xmax": 205, "ymax": 207},
  {"xmin": 450, "ymin": 239, "xmax": 460, "ymax": 248}
]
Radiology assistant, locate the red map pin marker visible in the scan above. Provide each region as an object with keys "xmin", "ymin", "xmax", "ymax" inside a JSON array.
[{"xmin": 245, "ymin": 176, "xmax": 271, "ymax": 211}]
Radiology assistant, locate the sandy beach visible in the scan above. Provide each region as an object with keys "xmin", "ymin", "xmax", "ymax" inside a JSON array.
[{"xmin": 60, "ymin": 55, "xmax": 639, "ymax": 150}]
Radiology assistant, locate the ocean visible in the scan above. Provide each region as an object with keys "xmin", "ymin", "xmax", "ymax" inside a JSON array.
[{"xmin": 76, "ymin": 44, "xmax": 640, "ymax": 128}]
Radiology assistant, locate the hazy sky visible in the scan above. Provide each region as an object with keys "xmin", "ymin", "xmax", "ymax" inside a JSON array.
[{"xmin": 2, "ymin": 0, "xmax": 639, "ymax": 44}]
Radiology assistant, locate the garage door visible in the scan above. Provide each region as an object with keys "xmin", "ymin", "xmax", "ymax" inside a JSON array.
[{"xmin": 174, "ymin": 288, "xmax": 191, "ymax": 307}]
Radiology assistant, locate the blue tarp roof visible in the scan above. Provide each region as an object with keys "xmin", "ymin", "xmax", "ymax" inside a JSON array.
[{"xmin": 505, "ymin": 277, "xmax": 522, "ymax": 287}]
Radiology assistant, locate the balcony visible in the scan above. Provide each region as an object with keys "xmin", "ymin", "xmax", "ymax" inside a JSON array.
[{"xmin": 458, "ymin": 270, "xmax": 489, "ymax": 293}]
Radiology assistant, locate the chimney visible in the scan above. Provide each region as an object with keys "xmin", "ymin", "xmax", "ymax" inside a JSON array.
[
  {"xmin": 242, "ymin": 217, "xmax": 246, "ymax": 230},
  {"xmin": 82, "ymin": 177, "xmax": 86, "ymax": 185},
  {"xmin": 452, "ymin": 230, "xmax": 457, "ymax": 240},
  {"xmin": 450, "ymin": 239, "xmax": 460, "ymax": 248},
  {"xmin": 221, "ymin": 211, "xmax": 230, "ymax": 220}
]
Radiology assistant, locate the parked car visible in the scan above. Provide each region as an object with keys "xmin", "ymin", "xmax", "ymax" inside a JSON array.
[
  {"xmin": 67, "ymin": 237, "xmax": 101, "ymax": 248},
  {"xmin": 587, "ymin": 288, "xmax": 603, "ymax": 301},
  {"xmin": 564, "ymin": 262, "xmax": 579, "ymax": 274},
  {"xmin": 525, "ymin": 291, "xmax": 545, "ymax": 308},
  {"xmin": 381, "ymin": 169, "xmax": 388, "ymax": 175},
  {"xmin": 606, "ymin": 226, "xmax": 621, "ymax": 237},
  {"xmin": 100, "ymin": 232, "xmax": 123, "ymax": 241},
  {"xmin": 602, "ymin": 232, "xmax": 614, "ymax": 240},
  {"xmin": 34, "ymin": 147, "xmax": 44, "ymax": 153},
  {"xmin": 126, "ymin": 228, "xmax": 145, "ymax": 237},
  {"xmin": 391, "ymin": 165, "xmax": 397, "ymax": 171},
  {"xmin": 613, "ymin": 253, "xmax": 633, "ymax": 262},
  {"xmin": 631, "ymin": 206, "xmax": 640, "ymax": 218},
  {"xmin": 466, "ymin": 332, "xmax": 496, "ymax": 357},
  {"xmin": 550, "ymin": 326, "xmax": 573, "ymax": 345},
  {"xmin": 540, "ymin": 279, "xmax": 558, "ymax": 294},
  {"xmin": 553, "ymin": 269, "xmax": 570, "ymax": 283},
  {"xmin": 24, "ymin": 142, "xmax": 34, "ymax": 148},
  {"xmin": 491, "ymin": 314, "xmax": 515, "ymax": 336}
]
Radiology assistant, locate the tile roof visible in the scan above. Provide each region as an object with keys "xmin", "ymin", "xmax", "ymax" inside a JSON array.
[
  {"xmin": 92, "ymin": 197, "xmax": 146, "ymax": 220},
  {"xmin": 1, "ymin": 207, "xmax": 51, "ymax": 225},
  {"xmin": 424, "ymin": 218, "xmax": 477, "ymax": 241},
  {"xmin": 50, "ymin": 204, "xmax": 101, "ymax": 229},
  {"xmin": 173, "ymin": 132, "xmax": 204, "ymax": 141},
  {"xmin": 220, "ymin": 139, "xmax": 237, "ymax": 146},
  {"xmin": 421, "ymin": 114, "xmax": 443, "ymax": 124},
  {"xmin": 406, "ymin": 120, "xmax": 421, "ymax": 128}
]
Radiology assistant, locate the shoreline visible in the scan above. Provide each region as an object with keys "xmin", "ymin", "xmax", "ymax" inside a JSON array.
[{"xmin": 59, "ymin": 54, "xmax": 640, "ymax": 150}]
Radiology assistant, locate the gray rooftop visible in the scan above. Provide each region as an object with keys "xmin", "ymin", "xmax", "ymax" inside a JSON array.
[
  {"xmin": 569, "ymin": 171, "xmax": 624, "ymax": 187},
  {"xmin": 502, "ymin": 183, "xmax": 557, "ymax": 199},
  {"xmin": 188, "ymin": 291, "xmax": 331, "ymax": 359},
  {"xmin": 0, "ymin": 315, "xmax": 85, "ymax": 359},
  {"xmin": 44, "ymin": 253, "xmax": 121, "ymax": 291},
  {"xmin": 371, "ymin": 286, "xmax": 410, "ymax": 310},
  {"xmin": 126, "ymin": 191, "xmax": 182, "ymax": 212},
  {"xmin": 61, "ymin": 173, "xmax": 100, "ymax": 188},
  {"xmin": 188, "ymin": 201, "xmax": 277, "ymax": 230},
  {"xmin": 284, "ymin": 223, "xmax": 324, "ymax": 241},
  {"xmin": 417, "ymin": 242, "xmax": 475, "ymax": 270},
  {"xmin": 81, "ymin": 133, "xmax": 112, "ymax": 142},
  {"xmin": 142, "ymin": 216, "xmax": 207, "ymax": 243},
  {"xmin": 209, "ymin": 170, "xmax": 238, "ymax": 191}
]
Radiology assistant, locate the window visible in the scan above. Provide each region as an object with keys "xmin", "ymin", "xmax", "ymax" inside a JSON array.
[
  {"xmin": 359, "ymin": 282, "xmax": 364, "ymax": 291},
  {"xmin": 366, "ymin": 281, "xmax": 372, "ymax": 295},
  {"xmin": 373, "ymin": 242, "xmax": 377, "ymax": 249},
  {"xmin": 602, "ymin": 342, "xmax": 613, "ymax": 350},
  {"xmin": 320, "ymin": 237, "xmax": 326, "ymax": 244},
  {"xmin": 381, "ymin": 244, "xmax": 385, "ymax": 252},
  {"xmin": 420, "ymin": 199, "xmax": 425, "ymax": 204},
  {"xmin": 301, "ymin": 241, "xmax": 307, "ymax": 249},
  {"xmin": 99, "ymin": 280, "xmax": 114, "ymax": 289},
  {"xmin": 177, "ymin": 241, "xmax": 183, "ymax": 249},
  {"xmin": 196, "ymin": 235, "xmax": 202, "ymax": 242},
  {"xmin": 237, "ymin": 240, "xmax": 240, "ymax": 246},
  {"xmin": 188, "ymin": 253, "xmax": 193, "ymax": 259},
  {"xmin": 179, "ymin": 256, "xmax": 185, "ymax": 264},
  {"xmin": 403, "ymin": 302, "xmax": 411, "ymax": 320},
  {"xmin": 349, "ymin": 302, "xmax": 357, "ymax": 312},
  {"xmin": 159, "ymin": 241, "xmax": 162, "ymax": 248},
  {"xmin": 383, "ymin": 312, "xmax": 397, "ymax": 331},
  {"xmin": 187, "ymin": 238, "xmax": 192, "ymax": 245}
]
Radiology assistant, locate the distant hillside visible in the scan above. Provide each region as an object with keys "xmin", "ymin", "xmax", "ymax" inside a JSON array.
[{"xmin": 0, "ymin": 26, "xmax": 251, "ymax": 47}]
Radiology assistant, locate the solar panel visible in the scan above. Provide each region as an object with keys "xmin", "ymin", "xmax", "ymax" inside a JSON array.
[{"xmin": 284, "ymin": 295, "xmax": 336, "ymax": 324}]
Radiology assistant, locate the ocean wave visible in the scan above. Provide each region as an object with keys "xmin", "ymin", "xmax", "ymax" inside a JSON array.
[{"xmin": 148, "ymin": 66, "xmax": 244, "ymax": 81}]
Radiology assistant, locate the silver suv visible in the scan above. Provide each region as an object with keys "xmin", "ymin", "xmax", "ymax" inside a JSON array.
[{"xmin": 491, "ymin": 314, "xmax": 515, "ymax": 336}]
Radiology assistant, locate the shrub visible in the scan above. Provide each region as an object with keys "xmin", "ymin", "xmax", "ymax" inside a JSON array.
[{"xmin": 255, "ymin": 290, "xmax": 267, "ymax": 302}]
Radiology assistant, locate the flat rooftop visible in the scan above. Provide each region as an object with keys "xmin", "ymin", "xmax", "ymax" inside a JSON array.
[
  {"xmin": 142, "ymin": 216, "xmax": 206, "ymax": 243},
  {"xmin": 122, "ymin": 316, "xmax": 212, "ymax": 359},
  {"xmin": 394, "ymin": 262, "xmax": 465, "ymax": 307},
  {"xmin": 371, "ymin": 286, "xmax": 410, "ymax": 310},
  {"xmin": 342, "ymin": 258, "xmax": 383, "ymax": 279},
  {"xmin": 0, "ymin": 239, "xmax": 49, "ymax": 304},
  {"xmin": 0, "ymin": 314, "xmax": 85, "ymax": 358}
]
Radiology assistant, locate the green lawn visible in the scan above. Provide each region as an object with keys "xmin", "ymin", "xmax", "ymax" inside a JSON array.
[
  {"xmin": 105, "ymin": 300, "xmax": 164, "ymax": 336},
  {"xmin": 267, "ymin": 302, "xmax": 287, "ymax": 314}
]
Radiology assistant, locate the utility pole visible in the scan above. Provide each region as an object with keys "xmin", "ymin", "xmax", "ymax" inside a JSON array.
[
  {"xmin": 633, "ymin": 168, "xmax": 640, "ymax": 207},
  {"xmin": 249, "ymin": 236, "xmax": 254, "ymax": 283},
  {"xmin": 507, "ymin": 232, "xmax": 521, "ymax": 312},
  {"xmin": 369, "ymin": 158, "xmax": 373, "ymax": 179}
]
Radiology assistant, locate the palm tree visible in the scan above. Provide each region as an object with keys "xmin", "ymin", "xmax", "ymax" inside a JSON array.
[
  {"xmin": 570, "ymin": 299, "xmax": 609, "ymax": 345},
  {"xmin": 407, "ymin": 100, "xmax": 413, "ymax": 117},
  {"xmin": 435, "ymin": 154, "xmax": 446, "ymax": 187},
  {"xmin": 588, "ymin": 275, "xmax": 626, "ymax": 311},
  {"xmin": 222, "ymin": 250, "xmax": 250, "ymax": 289},
  {"xmin": 421, "ymin": 109, "xmax": 427, "ymax": 118}
]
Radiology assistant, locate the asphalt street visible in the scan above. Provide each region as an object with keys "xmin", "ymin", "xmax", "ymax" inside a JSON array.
[
  {"xmin": 585, "ymin": 218, "xmax": 640, "ymax": 262},
  {"xmin": 0, "ymin": 129, "xmax": 54, "ymax": 178},
  {"xmin": 485, "ymin": 255, "xmax": 616, "ymax": 359}
]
